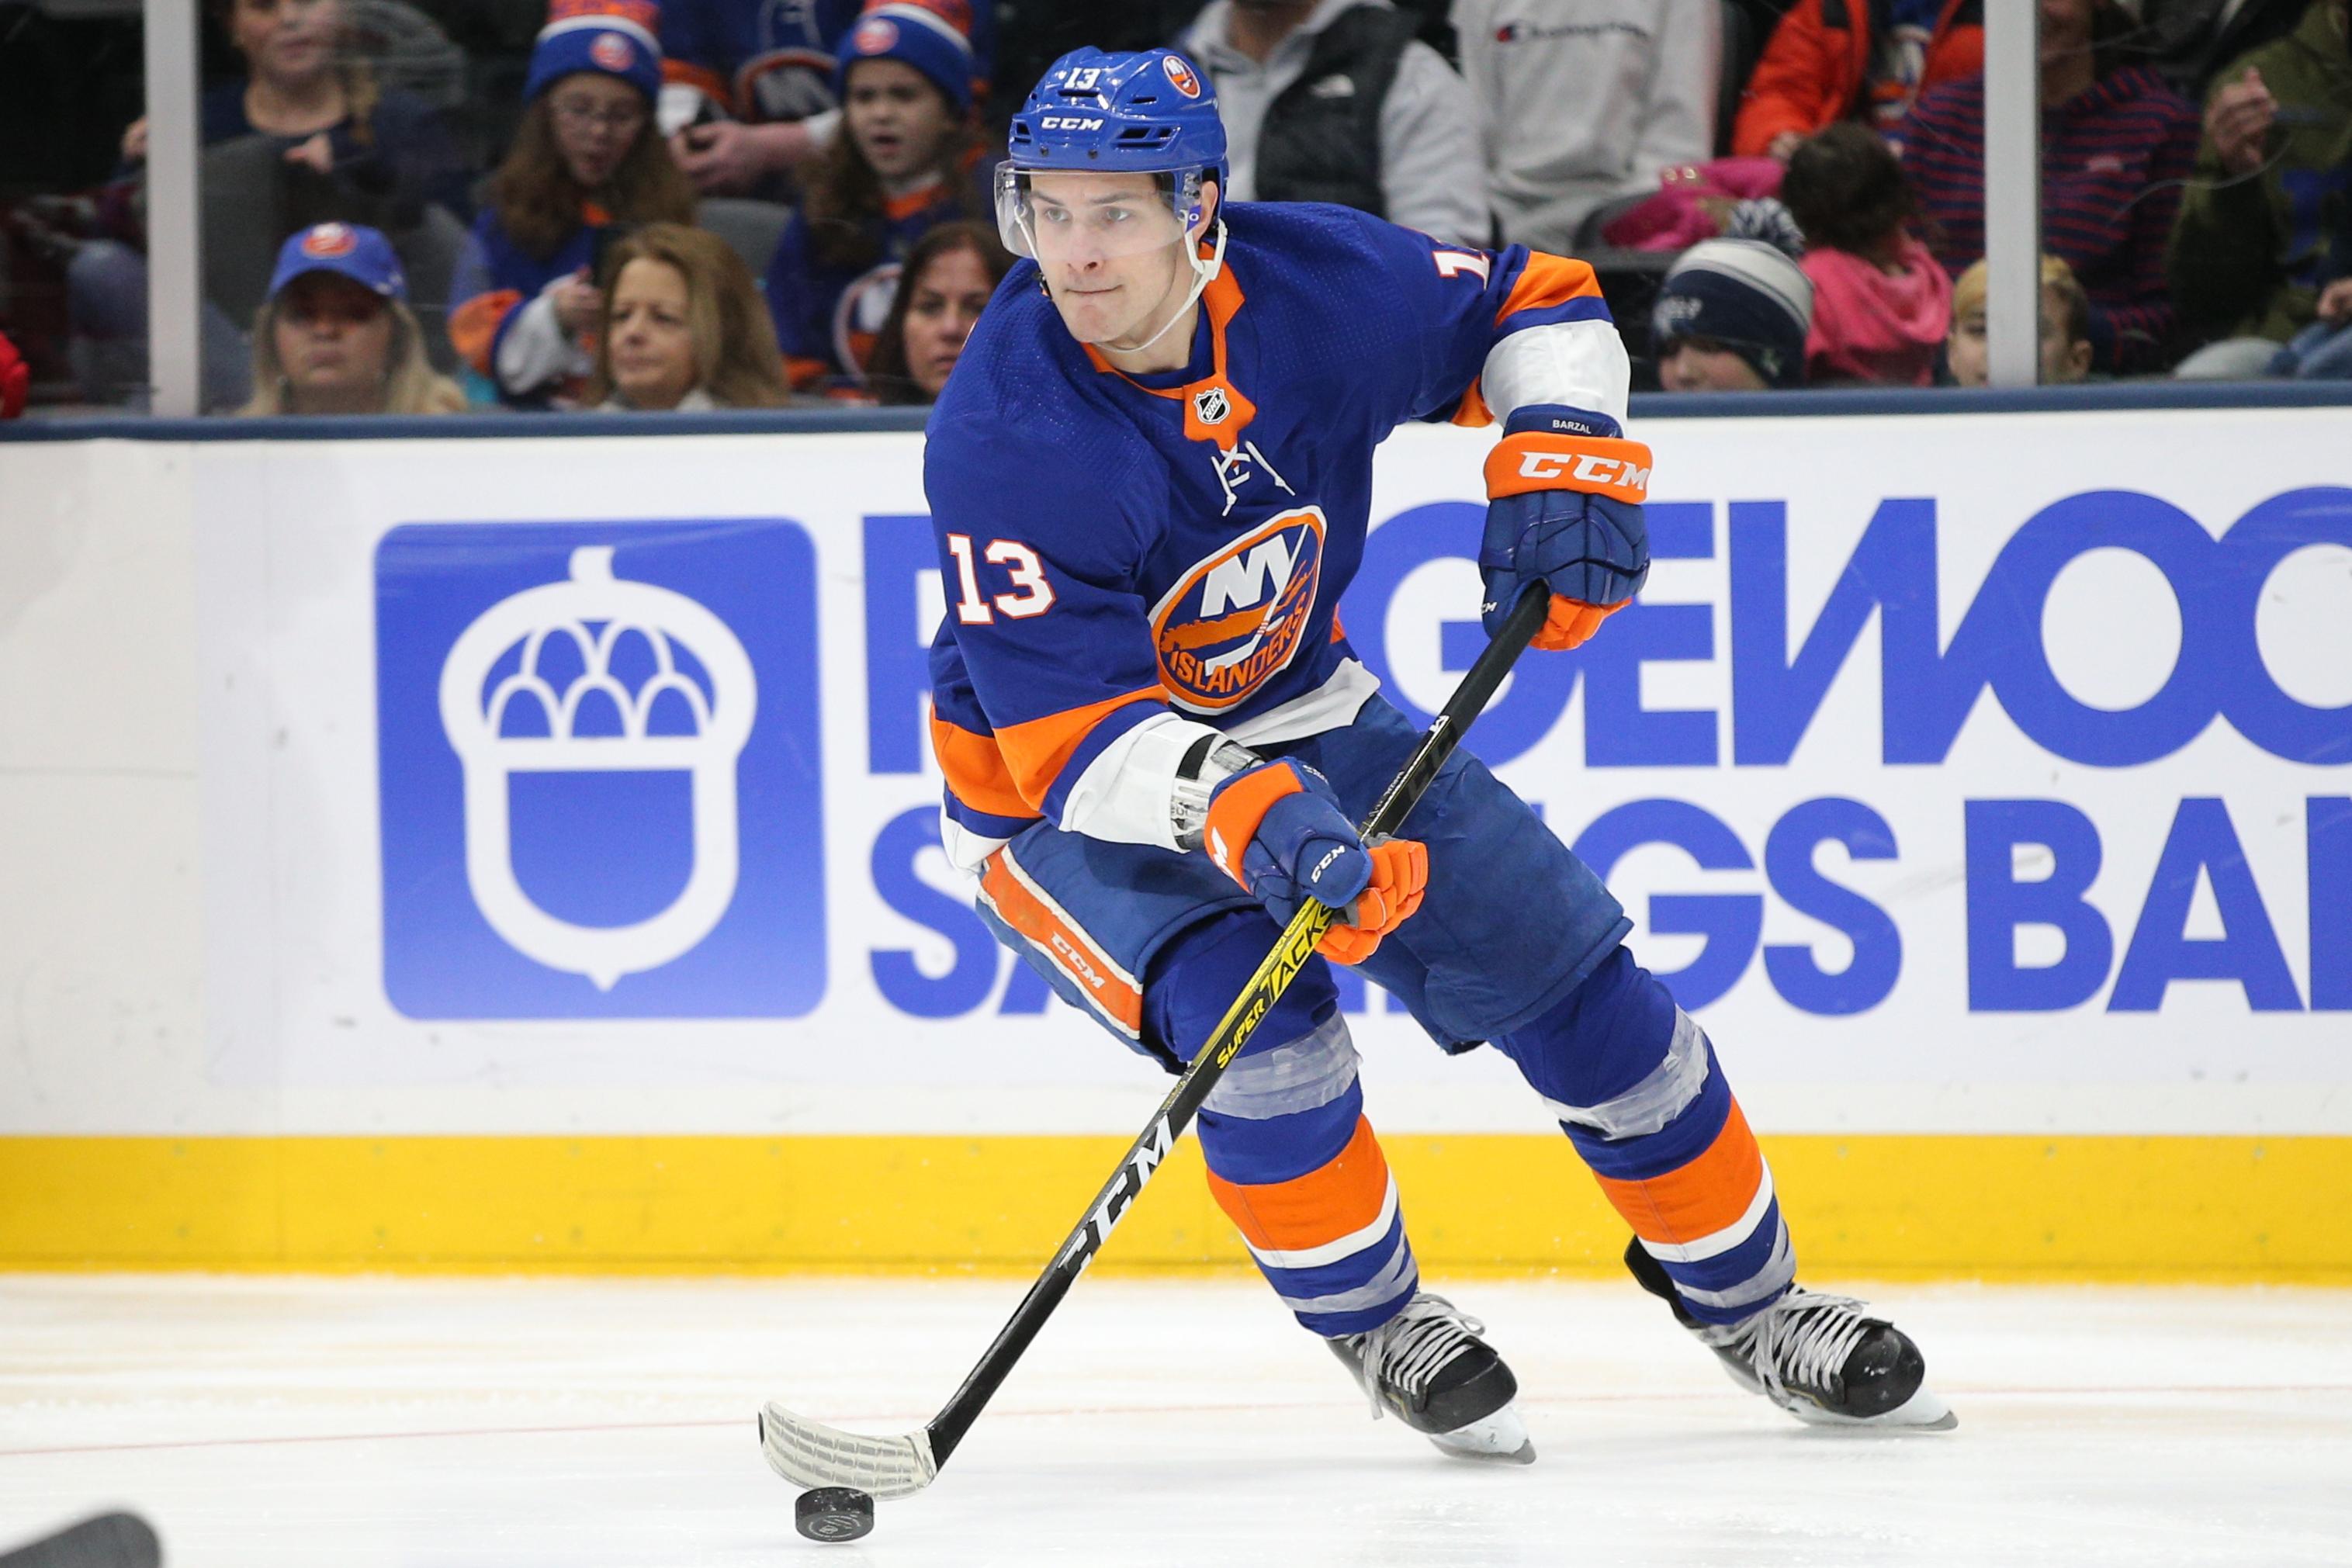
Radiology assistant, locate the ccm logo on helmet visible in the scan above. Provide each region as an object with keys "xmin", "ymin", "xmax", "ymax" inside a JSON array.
[
  {"xmin": 1039, "ymin": 116, "xmax": 1106, "ymax": 130},
  {"xmin": 1519, "ymin": 451, "xmax": 1652, "ymax": 490}
]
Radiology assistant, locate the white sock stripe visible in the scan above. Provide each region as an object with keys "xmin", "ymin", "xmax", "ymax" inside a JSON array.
[
  {"xmin": 1639, "ymin": 1164, "xmax": 1776, "ymax": 1265},
  {"xmin": 1273, "ymin": 1231, "xmax": 1417, "ymax": 1317},
  {"xmin": 1540, "ymin": 1009, "xmax": 1709, "ymax": 1139},
  {"xmin": 1669, "ymin": 1218, "xmax": 1796, "ymax": 1312},
  {"xmin": 1204, "ymin": 1012, "xmax": 1359, "ymax": 1121},
  {"xmin": 1241, "ymin": 1175, "xmax": 1398, "ymax": 1272}
]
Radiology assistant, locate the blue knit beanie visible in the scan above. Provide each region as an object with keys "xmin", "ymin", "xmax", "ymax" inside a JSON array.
[
  {"xmin": 1651, "ymin": 239, "xmax": 1816, "ymax": 389},
  {"xmin": 525, "ymin": 0, "xmax": 664, "ymax": 107},
  {"xmin": 836, "ymin": 3, "xmax": 976, "ymax": 114}
]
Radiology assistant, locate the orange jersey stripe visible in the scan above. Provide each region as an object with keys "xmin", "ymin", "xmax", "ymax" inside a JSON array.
[
  {"xmin": 992, "ymin": 687, "xmax": 1167, "ymax": 808},
  {"xmin": 1450, "ymin": 376, "xmax": 1495, "ymax": 429},
  {"xmin": 979, "ymin": 851, "xmax": 1142, "ymax": 1035},
  {"xmin": 929, "ymin": 716, "xmax": 1035, "ymax": 822},
  {"xmin": 1495, "ymin": 252, "xmax": 1605, "ymax": 324},
  {"xmin": 1206, "ymin": 1115, "xmax": 1392, "ymax": 1254},
  {"xmin": 662, "ymin": 60, "xmax": 734, "ymax": 112},
  {"xmin": 1592, "ymin": 1099, "xmax": 1766, "ymax": 1246}
]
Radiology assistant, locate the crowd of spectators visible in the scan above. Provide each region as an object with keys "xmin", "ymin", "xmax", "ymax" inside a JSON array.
[{"xmin": 2, "ymin": 0, "xmax": 2348, "ymax": 420}]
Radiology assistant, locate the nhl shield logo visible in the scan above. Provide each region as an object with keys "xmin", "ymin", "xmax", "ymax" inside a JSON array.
[{"xmin": 1192, "ymin": 386, "xmax": 1230, "ymax": 427}]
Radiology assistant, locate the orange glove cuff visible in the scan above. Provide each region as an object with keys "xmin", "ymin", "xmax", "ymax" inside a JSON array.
[
  {"xmin": 1484, "ymin": 432, "xmax": 1654, "ymax": 504},
  {"xmin": 1200, "ymin": 764, "xmax": 1303, "ymax": 888},
  {"xmin": 1531, "ymin": 597, "xmax": 1626, "ymax": 651}
]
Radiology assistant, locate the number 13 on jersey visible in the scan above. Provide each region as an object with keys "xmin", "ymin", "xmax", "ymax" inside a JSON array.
[{"xmin": 945, "ymin": 533, "xmax": 1057, "ymax": 625}]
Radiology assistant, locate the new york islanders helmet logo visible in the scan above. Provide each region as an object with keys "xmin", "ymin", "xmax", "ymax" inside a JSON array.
[
  {"xmin": 1149, "ymin": 507, "xmax": 1327, "ymax": 712},
  {"xmin": 1163, "ymin": 55, "xmax": 1203, "ymax": 99}
]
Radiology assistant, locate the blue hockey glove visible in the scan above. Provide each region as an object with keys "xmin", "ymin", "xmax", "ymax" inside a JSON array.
[
  {"xmin": 1480, "ymin": 404, "xmax": 1653, "ymax": 649},
  {"xmin": 1201, "ymin": 760, "xmax": 1428, "ymax": 964}
]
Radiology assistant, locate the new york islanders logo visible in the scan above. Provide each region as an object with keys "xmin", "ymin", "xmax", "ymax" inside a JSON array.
[
  {"xmin": 302, "ymin": 223, "xmax": 359, "ymax": 258},
  {"xmin": 590, "ymin": 32, "xmax": 636, "ymax": 71},
  {"xmin": 1149, "ymin": 507, "xmax": 1327, "ymax": 712},
  {"xmin": 1163, "ymin": 55, "xmax": 1202, "ymax": 99}
]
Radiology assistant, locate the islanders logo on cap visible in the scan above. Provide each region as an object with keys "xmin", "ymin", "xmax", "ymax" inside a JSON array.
[
  {"xmin": 302, "ymin": 223, "xmax": 359, "ymax": 259},
  {"xmin": 853, "ymin": 16, "xmax": 899, "ymax": 52},
  {"xmin": 1149, "ymin": 506, "xmax": 1328, "ymax": 712},
  {"xmin": 590, "ymin": 31, "xmax": 636, "ymax": 71},
  {"xmin": 1163, "ymin": 55, "xmax": 1202, "ymax": 99}
]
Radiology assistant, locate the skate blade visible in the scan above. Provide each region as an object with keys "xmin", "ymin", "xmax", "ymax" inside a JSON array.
[
  {"xmin": 1786, "ymin": 1383, "xmax": 1957, "ymax": 1432},
  {"xmin": 1428, "ymin": 1403, "xmax": 1537, "ymax": 1464}
]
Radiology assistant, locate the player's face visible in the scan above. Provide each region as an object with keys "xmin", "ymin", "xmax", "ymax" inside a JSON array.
[
  {"xmin": 607, "ymin": 257, "xmax": 699, "ymax": 410},
  {"xmin": 1024, "ymin": 172, "xmax": 1196, "ymax": 349},
  {"xmin": 273, "ymin": 271, "xmax": 393, "ymax": 410},
  {"xmin": 1658, "ymin": 337, "xmax": 1768, "ymax": 393}
]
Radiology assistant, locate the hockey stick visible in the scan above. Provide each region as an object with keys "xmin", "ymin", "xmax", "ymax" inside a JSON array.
[
  {"xmin": 760, "ymin": 583, "xmax": 1554, "ymax": 1501},
  {"xmin": 0, "ymin": 1514, "xmax": 162, "ymax": 1568}
]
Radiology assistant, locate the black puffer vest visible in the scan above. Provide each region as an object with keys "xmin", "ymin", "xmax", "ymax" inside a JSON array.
[{"xmin": 1252, "ymin": 5, "xmax": 1417, "ymax": 218}]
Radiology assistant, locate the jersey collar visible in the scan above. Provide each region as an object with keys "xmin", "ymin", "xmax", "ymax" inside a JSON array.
[{"xmin": 1082, "ymin": 248, "xmax": 1256, "ymax": 448}]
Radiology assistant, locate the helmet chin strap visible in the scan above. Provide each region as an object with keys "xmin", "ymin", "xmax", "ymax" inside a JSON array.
[{"xmin": 1117, "ymin": 220, "xmax": 1228, "ymax": 355}]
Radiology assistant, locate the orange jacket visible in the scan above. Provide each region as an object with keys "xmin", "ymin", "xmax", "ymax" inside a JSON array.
[{"xmin": 1731, "ymin": 0, "xmax": 1983, "ymax": 157}]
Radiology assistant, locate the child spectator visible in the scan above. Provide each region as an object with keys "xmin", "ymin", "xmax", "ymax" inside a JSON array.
[
  {"xmin": 861, "ymin": 220, "xmax": 1010, "ymax": 404},
  {"xmin": 238, "ymin": 222, "xmax": 466, "ymax": 415},
  {"xmin": 1903, "ymin": 0, "xmax": 2201, "ymax": 373},
  {"xmin": 1943, "ymin": 253, "xmax": 2096, "ymax": 386},
  {"xmin": 1651, "ymin": 237, "xmax": 1816, "ymax": 390},
  {"xmin": 1733, "ymin": 0, "xmax": 1985, "ymax": 160},
  {"xmin": 448, "ymin": 0, "xmax": 696, "ymax": 407},
  {"xmin": 587, "ymin": 222, "xmax": 790, "ymax": 408},
  {"xmin": 1176, "ymin": 0, "xmax": 1490, "ymax": 247},
  {"xmin": 1779, "ymin": 121, "xmax": 1950, "ymax": 384},
  {"xmin": 660, "ymin": 0, "xmax": 994, "ymax": 197},
  {"xmin": 1453, "ymin": 0, "xmax": 1721, "ymax": 252},
  {"xmin": 764, "ymin": 4, "xmax": 983, "ymax": 390},
  {"xmin": 2167, "ymin": 0, "xmax": 2352, "ymax": 379}
]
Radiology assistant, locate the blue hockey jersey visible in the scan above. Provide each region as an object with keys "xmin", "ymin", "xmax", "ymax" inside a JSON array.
[{"xmin": 923, "ymin": 200, "xmax": 1630, "ymax": 868}]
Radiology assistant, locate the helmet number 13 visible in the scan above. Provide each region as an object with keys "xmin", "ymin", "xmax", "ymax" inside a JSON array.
[{"xmin": 946, "ymin": 533, "xmax": 1057, "ymax": 625}]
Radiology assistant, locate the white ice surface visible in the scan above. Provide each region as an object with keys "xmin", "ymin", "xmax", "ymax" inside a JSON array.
[{"xmin": 2, "ymin": 1274, "xmax": 2348, "ymax": 1566}]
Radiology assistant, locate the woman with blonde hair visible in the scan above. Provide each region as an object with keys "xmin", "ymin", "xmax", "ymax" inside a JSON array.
[
  {"xmin": 447, "ymin": 0, "xmax": 696, "ymax": 407},
  {"xmin": 587, "ymin": 223, "xmax": 789, "ymax": 410},
  {"xmin": 241, "ymin": 223, "xmax": 466, "ymax": 416}
]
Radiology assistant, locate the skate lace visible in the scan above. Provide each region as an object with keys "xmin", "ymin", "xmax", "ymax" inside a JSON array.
[
  {"xmin": 1346, "ymin": 1293, "xmax": 1481, "ymax": 1421},
  {"xmin": 1743, "ymin": 1289, "xmax": 1872, "ymax": 1403}
]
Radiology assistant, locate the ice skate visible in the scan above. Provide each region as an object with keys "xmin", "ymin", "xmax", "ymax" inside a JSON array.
[
  {"xmin": 1328, "ymin": 1292, "xmax": 1535, "ymax": 1463},
  {"xmin": 1626, "ymin": 1240, "xmax": 1957, "ymax": 1431}
]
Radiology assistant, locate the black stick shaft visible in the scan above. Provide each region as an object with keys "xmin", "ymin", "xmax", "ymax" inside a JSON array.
[{"xmin": 923, "ymin": 584, "xmax": 1552, "ymax": 1466}]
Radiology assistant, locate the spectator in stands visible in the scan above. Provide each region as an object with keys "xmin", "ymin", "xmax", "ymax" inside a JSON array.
[
  {"xmin": 1176, "ymin": 0, "xmax": 1491, "ymax": 247},
  {"xmin": 1943, "ymin": 252, "xmax": 2096, "ymax": 386},
  {"xmin": 660, "ymin": 0, "xmax": 993, "ymax": 196},
  {"xmin": 1779, "ymin": 122, "xmax": 1950, "ymax": 383},
  {"xmin": 1651, "ymin": 237, "xmax": 1816, "ymax": 389},
  {"xmin": 2139, "ymin": 0, "xmax": 2319, "ymax": 106},
  {"xmin": 0, "ymin": 327, "xmax": 26, "ymax": 420},
  {"xmin": 2167, "ymin": 0, "xmax": 2352, "ymax": 378},
  {"xmin": 448, "ymin": 0, "xmax": 696, "ymax": 408},
  {"xmin": 861, "ymin": 220, "xmax": 1010, "ymax": 403},
  {"xmin": 1733, "ymin": 0, "xmax": 1985, "ymax": 160},
  {"xmin": 764, "ymin": 5, "xmax": 983, "ymax": 390},
  {"xmin": 1903, "ymin": 0, "xmax": 2201, "ymax": 373},
  {"xmin": 123, "ymin": 0, "xmax": 466, "ymax": 225},
  {"xmin": 238, "ymin": 222, "xmax": 466, "ymax": 415},
  {"xmin": 586, "ymin": 222, "xmax": 790, "ymax": 408},
  {"xmin": 1453, "ymin": 0, "xmax": 1721, "ymax": 251}
]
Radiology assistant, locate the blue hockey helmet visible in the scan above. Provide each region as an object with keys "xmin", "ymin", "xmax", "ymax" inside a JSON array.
[{"xmin": 996, "ymin": 47, "xmax": 1230, "ymax": 276}]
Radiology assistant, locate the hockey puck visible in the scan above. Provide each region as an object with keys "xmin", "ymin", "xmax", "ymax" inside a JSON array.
[{"xmin": 794, "ymin": 1487, "xmax": 875, "ymax": 1544}]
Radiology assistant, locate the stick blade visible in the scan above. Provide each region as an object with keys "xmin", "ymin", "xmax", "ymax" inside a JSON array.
[
  {"xmin": 0, "ymin": 1513, "xmax": 163, "ymax": 1568},
  {"xmin": 759, "ymin": 1403, "xmax": 938, "ymax": 1501}
]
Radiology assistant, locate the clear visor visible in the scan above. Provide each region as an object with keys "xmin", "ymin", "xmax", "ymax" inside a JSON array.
[{"xmin": 995, "ymin": 163, "xmax": 1204, "ymax": 264}]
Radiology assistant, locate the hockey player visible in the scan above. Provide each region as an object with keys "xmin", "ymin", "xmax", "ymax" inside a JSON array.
[{"xmin": 924, "ymin": 47, "xmax": 1955, "ymax": 1462}]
